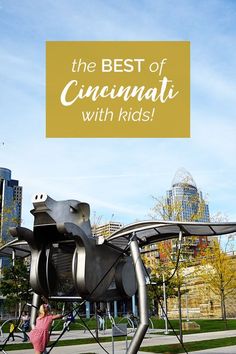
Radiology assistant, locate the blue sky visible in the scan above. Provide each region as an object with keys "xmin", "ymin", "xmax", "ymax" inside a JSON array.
[{"xmin": 0, "ymin": 0, "xmax": 236, "ymax": 228}]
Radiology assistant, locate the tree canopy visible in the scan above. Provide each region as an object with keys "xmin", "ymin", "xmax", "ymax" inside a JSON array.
[{"xmin": 0, "ymin": 259, "xmax": 30, "ymax": 310}]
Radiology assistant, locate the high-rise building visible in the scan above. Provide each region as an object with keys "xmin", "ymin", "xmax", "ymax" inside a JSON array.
[
  {"xmin": 93, "ymin": 221, "xmax": 123, "ymax": 238},
  {"xmin": 166, "ymin": 168, "xmax": 210, "ymax": 222},
  {"xmin": 165, "ymin": 168, "xmax": 210, "ymax": 258},
  {"xmin": 0, "ymin": 167, "xmax": 22, "ymax": 248}
]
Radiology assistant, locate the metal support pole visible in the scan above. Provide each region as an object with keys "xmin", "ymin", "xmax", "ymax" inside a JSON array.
[
  {"xmin": 186, "ymin": 291, "xmax": 189, "ymax": 322},
  {"xmin": 30, "ymin": 293, "xmax": 40, "ymax": 329},
  {"xmin": 177, "ymin": 230, "xmax": 183, "ymax": 344},
  {"xmin": 114, "ymin": 301, "xmax": 118, "ymax": 318},
  {"xmin": 128, "ymin": 235, "xmax": 149, "ymax": 354},
  {"xmin": 12, "ymin": 249, "xmax": 16, "ymax": 267},
  {"xmin": 163, "ymin": 274, "xmax": 168, "ymax": 334},
  {"xmin": 132, "ymin": 295, "xmax": 136, "ymax": 316},
  {"xmin": 94, "ymin": 302, "xmax": 99, "ymax": 340},
  {"xmin": 112, "ymin": 329, "xmax": 115, "ymax": 354},
  {"xmin": 86, "ymin": 301, "xmax": 90, "ymax": 319}
]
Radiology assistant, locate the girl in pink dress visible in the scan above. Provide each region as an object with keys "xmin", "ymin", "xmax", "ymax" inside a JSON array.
[{"xmin": 28, "ymin": 304, "xmax": 63, "ymax": 354}]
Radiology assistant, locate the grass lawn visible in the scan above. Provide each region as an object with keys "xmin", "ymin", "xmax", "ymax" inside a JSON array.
[
  {"xmin": 1, "ymin": 317, "xmax": 235, "ymax": 333},
  {"xmin": 1, "ymin": 318, "xmax": 236, "ymax": 352},
  {"xmin": 1, "ymin": 335, "xmax": 130, "ymax": 351},
  {"xmin": 54, "ymin": 317, "xmax": 236, "ymax": 333},
  {"xmin": 150, "ymin": 318, "xmax": 236, "ymax": 333},
  {"xmin": 2, "ymin": 334, "xmax": 236, "ymax": 353},
  {"xmin": 140, "ymin": 336, "xmax": 236, "ymax": 353}
]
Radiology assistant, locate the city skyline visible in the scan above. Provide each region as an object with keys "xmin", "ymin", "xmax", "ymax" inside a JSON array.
[
  {"xmin": 0, "ymin": 164, "xmax": 223, "ymax": 228},
  {"xmin": 0, "ymin": 1, "xmax": 236, "ymax": 230}
]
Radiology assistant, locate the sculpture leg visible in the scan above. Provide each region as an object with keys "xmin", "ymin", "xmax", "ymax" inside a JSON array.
[
  {"xmin": 128, "ymin": 236, "xmax": 149, "ymax": 354},
  {"xmin": 30, "ymin": 292, "xmax": 40, "ymax": 328}
]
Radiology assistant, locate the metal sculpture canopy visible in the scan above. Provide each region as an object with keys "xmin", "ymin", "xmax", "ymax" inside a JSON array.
[
  {"xmin": 1, "ymin": 194, "xmax": 236, "ymax": 354},
  {"xmin": 107, "ymin": 220, "xmax": 236, "ymax": 249},
  {"xmin": 2, "ymin": 220, "xmax": 236, "ymax": 258}
]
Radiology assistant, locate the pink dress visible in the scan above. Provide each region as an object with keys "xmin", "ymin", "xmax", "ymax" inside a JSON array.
[{"xmin": 28, "ymin": 315, "xmax": 54, "ymax": 352}]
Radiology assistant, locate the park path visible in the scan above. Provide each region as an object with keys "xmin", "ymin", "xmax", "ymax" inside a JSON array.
[{"xmin": 2, "ymin": 328, "xmax": 236, "ymax": 353}]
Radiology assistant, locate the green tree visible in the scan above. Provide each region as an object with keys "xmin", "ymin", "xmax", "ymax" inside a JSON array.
[
  {"xmin": 147, "ymin": 174, "xmax": 209, "ymax": 341},
  {"xmin": 143, "ymin": 242, "xmax": 190, "ymax": 342},
  {"xmin": 198, "ymin": 237, "xmax": 236, "ymax": 321},
  {"xmin": 0, "ymin": 259, "xmax": 30, "ymax": 314},
  {"xmin": 0, "ymin": 194, "xmax": 20, "ymax": 245},
  {"xmin": 144, "ymin": 251, "xmax": 178, "ymax": 316}
]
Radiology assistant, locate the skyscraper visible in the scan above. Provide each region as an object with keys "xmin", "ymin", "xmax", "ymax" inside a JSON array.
[
  {"xmin": 165, "ymin": 168, "xmax": 210, "ymax": 258},
  {"xmin": 166, "ymin": 168, "xmax": 210, "ymax": 222},
  {"xmin": 0, "ymin": 167, "xmax": 22, "ymax": 249}
]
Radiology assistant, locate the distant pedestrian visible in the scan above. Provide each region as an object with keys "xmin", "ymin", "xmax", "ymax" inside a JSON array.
[
  {"xmin": 21, "ymin": 312, "xmax": 30, "ymax": 342},
  {"xmin": 63, "ymin": 312, "xmax": 75, "ymax": 332},
  {"xmin": 9, "ymin": 321, "xmax": 15, "ymax": 341}
]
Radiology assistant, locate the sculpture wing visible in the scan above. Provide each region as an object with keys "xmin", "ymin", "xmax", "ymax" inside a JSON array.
[
  {"xmin": 0, "ymin": 239, "xmax": 30, "ymax": 259},
  {"xmin": 106, "ymin": 220, "xmax": 236, "ymax": 251}
]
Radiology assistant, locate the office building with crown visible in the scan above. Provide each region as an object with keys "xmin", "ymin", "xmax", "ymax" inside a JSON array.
[
  {"xmin": 165, "ymin": 168, "xmax": 210, "ymax": 258},
  {"xmin": 0, "ymin": 167, "xmax": 22, "ymax": 266},
  {"xmin": 166, "ymin": 168, "xmax": 210, "ymax": 222}
]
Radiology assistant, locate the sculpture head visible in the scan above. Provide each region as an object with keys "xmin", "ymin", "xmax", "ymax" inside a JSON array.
[{"xmin": 31, "ymin": 193, "xmax": 92, "ymax": 237}]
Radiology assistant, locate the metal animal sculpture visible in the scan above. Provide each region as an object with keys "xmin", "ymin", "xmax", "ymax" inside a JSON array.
[{"xmin": 2, "ymin": 193, "xmax": 236, "ymax": 354}]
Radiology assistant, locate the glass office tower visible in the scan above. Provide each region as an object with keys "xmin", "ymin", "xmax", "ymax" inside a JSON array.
[
  {"xmin": 0, "ymin": 167, "xmax": 22, "ymax": 265},
  {"xmin": 166, "ymin": 168, "xmax": 210, "ymax": 222},
  {"xmin": 165, "ymin": 168, "xmax": 210, "ymax": 259}
]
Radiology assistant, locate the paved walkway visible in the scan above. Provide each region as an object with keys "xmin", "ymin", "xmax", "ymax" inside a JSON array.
[{"xmin": 1, "ymin": 328, "xmax": 236, "ymax": 353}]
